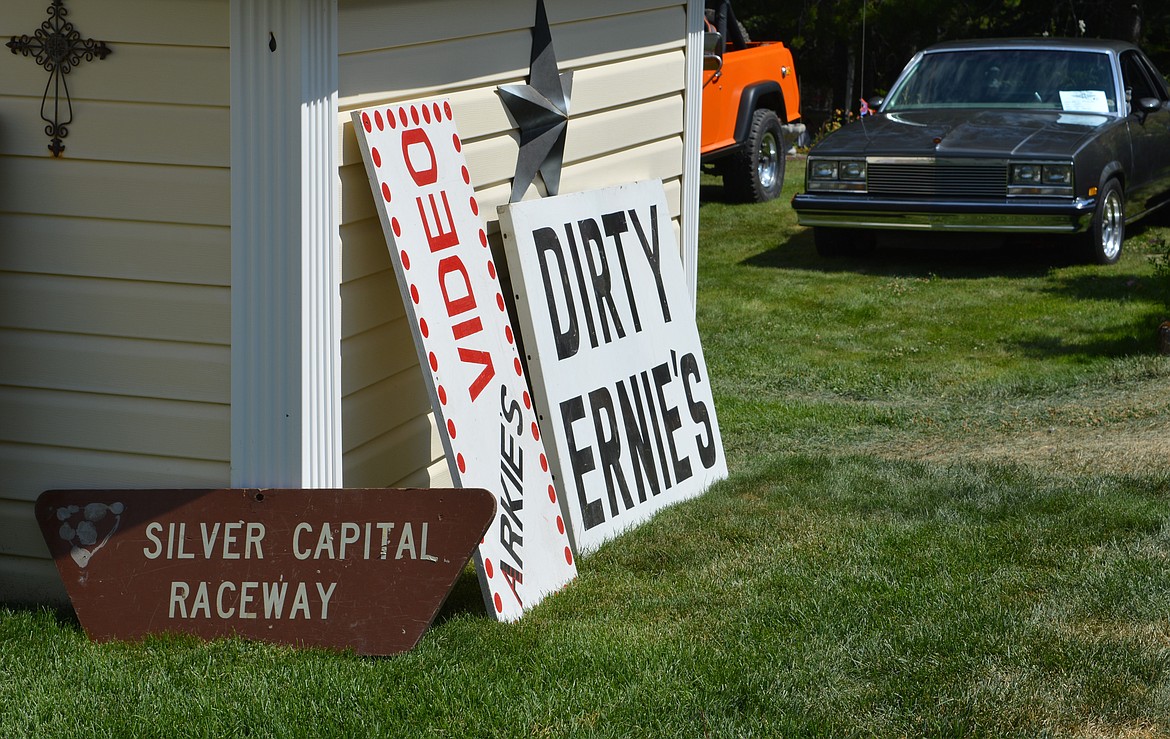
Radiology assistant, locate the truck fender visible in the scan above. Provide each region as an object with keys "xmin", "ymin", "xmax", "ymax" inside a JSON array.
[{"xmin": 734, "ymin": 81, "xmax": 784, "ymax": 146}]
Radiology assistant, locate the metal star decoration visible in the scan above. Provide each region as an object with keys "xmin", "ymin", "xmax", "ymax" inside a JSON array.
[
  {"xmin": 498, "ymin": 0, "xmax": 573, "ymax": 202},
  {"xmin": 7, "ymin": 0, "xmax": 111, "ymax": 157}
]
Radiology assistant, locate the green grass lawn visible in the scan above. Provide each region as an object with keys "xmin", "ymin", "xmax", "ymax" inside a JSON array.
[{"xmin": 3, "ymin": 166, "xmax": 1168, "ymax": 738}]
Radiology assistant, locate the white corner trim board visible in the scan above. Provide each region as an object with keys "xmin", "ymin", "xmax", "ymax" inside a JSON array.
[{"xmin": 230, "ymin": 0, "xmax": 342, "ymax": 488}]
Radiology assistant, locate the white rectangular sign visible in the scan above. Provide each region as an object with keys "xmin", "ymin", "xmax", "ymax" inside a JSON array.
[
  {"xmin": 499, "ymin": 181, "xmax": 727, "ymax": 554},
  {"xmin": 351, "ymin": 99, "xmax": 576, "ymax": 621},
  {"xmin": 1060, "ymin": 89, "xmax": 1110, "ymax": 113}
]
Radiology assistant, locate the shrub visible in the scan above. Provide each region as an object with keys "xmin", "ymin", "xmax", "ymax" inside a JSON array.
[{"xmin": 809, "ymin": 108, "xmax": 858, "ymax": 148}]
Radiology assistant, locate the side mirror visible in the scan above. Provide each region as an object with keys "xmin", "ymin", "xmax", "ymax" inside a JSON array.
[
  {"xmin": 703, "ymin": 31, "xmax": 723, "ymax": 72},
  {"xmin": 1137, "ymin": 97, "xmax": 1163, "ymax": 113},
  {"xmin": 868, "ymin": 96, "xmax": 885, "ymax": 110}
]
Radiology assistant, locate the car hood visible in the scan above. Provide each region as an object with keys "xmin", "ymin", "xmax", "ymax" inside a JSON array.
[{"xmin": 813, "ymin": 109, "xmax": 1112, "ymax": 158}]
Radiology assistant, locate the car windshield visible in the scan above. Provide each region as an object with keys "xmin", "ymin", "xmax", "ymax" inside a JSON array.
[{"xmin": 884, "ymin": 48, "xmax": 1118, "ymax": 113}]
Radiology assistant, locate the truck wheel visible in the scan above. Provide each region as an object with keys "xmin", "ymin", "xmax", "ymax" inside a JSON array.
[
  {"xmin": 1080, "ymin": 178, "xmax": 1124, "ymax": 265},
  {"xmin": 725, "ymin": 108, "xmax": 785, "ymax": 203}
]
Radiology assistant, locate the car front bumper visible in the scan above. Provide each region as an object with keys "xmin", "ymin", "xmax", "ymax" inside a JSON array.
[{"xmin": 791, "ymin": 194, "xmax": 1097, "ymax": 233}]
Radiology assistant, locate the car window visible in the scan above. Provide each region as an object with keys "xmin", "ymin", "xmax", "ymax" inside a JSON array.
[
  {"xmin": 884, "ymin": 49, "xmax": 1117, "ymax": 113},
  {"xmin": 1121, "ymin": 50, "xmax": 1168, "ymax": 105}
]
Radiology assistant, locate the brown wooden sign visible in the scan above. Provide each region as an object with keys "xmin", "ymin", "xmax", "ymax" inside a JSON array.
[{"xmin": 35, "ymin": 488, "xmax": 495, "ymax": 655}]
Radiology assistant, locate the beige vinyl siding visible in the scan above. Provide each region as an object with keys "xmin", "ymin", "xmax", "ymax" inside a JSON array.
[
  {"xmin": 337, "ymin": 0, "xmax": 688, "ymax": 488},
  {"xmin": 0, "ymin": 0, "xmax": 230, "ymax": 602}
]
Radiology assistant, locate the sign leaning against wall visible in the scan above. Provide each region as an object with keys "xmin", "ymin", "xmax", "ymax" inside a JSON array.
[
  {"xmin": 498, "ymin": 181, "xmax": 728, "ymax": 554},
  {"xmin": 350, "ymin": 99, "xmax": 577, "ymax": 622},
  {"xmin": 35, "ymin": 487, "xmax": 495, "ymax": 655}
]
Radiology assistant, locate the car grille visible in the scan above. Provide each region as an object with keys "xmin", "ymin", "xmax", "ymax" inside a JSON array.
[{"xmin": 867, "ymin": 160, "xmax": 1008, "ymax": 198}]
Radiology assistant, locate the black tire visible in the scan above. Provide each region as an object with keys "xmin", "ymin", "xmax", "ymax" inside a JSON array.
[
  {"xmin": 724, "ymin": 108, "xmax": 785, "ymax": 203},
  {"xmin": 1081, "ymin": 178, "xmax": 1124, "ymax": 265},
  {"xmin": 813, "ymin": 227, "xmax": 875, "ymax": 258}
]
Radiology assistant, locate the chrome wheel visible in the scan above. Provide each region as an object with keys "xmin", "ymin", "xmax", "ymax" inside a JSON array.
[
  {"xmin": 757, "ymin": 131, "xmax": 779, "ymax": 191},
  {"xmin": 1082, "ymin": 179, "xmax": 1124, "ymax": 265},
  {"xmin": 1099, "ymin": 186, "xmax": 1123, "ymax": 262}
]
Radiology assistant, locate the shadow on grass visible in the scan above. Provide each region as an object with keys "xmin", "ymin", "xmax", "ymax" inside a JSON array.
[
  {"xmin": 1014, "ymin": 271, "xmax": 1170, "ymax": 358},
  {"xmin": 700, "ymin": 181, "xmax": 776, "ymax": 205},
  {"xmin": 430, "ymin": 566, "xmax": 489, "ymax": 625},
  {"xmin": 744, "ymin": 229, "xmax": 1088, "ymax": 279},
  {"xmin": 700, "ymin": 182, "xmax": 731, "ymax": 203},
  {"xmin": 1039, "ymin": 271, "xmax": 1162, "ymax": 301},
  {"xmin": 1011, "ymin": 330, "xmax": 1162, "ymax": 359},
  {"xmin": 739, "ymin": 227, "xmax": 1170, "ymax": 360},
  {"xmin": 3, "ymin": 601, "xmax": 82, "ymax": 631}
]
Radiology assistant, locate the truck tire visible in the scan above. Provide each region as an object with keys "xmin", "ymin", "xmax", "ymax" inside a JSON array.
[{"xmin": 725, "ymin": 108, "xmax": 784, "ymax": 203}]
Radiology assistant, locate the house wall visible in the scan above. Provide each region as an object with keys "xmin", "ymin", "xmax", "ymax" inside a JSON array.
[
  {"xmin": 337, "ymin": 0, "xmax": 690, "ymax": 489},
  {"xmin": 0, "ymin": 0, "xmax": 694, "ymax": 604},
  {"xmin": 0, "ymin": 0, "xmax": 232, "ymax": 602}
]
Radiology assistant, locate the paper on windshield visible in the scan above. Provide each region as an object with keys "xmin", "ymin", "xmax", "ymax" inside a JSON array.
[{"xmin": 1059, "ymin": 89, "xmax": 1110, "ymax": 113}]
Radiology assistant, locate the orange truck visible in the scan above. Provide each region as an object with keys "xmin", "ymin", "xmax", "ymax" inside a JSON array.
[{"xmin": 701, "ymin": 2, "xmax": 801, "ymax": 202}]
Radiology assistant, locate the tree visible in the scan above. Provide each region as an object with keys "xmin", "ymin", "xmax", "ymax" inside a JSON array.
[{"xmin": 734, "ymin": 0, "xmax": 1170, "ymax": 126}]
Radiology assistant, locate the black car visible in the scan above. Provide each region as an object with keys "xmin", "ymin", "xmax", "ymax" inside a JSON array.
[{"xmin": 792, "ymin": 38, "xmax": 1170, "ymax": 263}]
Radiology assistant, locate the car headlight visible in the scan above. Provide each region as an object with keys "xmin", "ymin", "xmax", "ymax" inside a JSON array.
[
  {"xmin": 808, "ymin": 158, "xmax": 867, "ymax": 192},
  {"xmin": 1010, "ymin": 164, "xmax": 1043, "ymax": 184},
  {"xmin": 810, "ymin": 160, "xmax": 839, "ymax": 180},
  {"xmin": 840, "ymin": 161, "xmax": 867, "ymax": 181},
  {"xmin": 1009, "ymin": 162, "xmax": 1073, "ymax": 195},
  {"xmin": 1041, "ymin": 165, "xmax": 1072, "ymax": 186}
]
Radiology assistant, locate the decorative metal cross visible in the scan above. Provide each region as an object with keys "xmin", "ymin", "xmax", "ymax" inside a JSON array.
[{"xmin": 7, "ymin": 0, "xmax": 112, "ymax": 157}]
